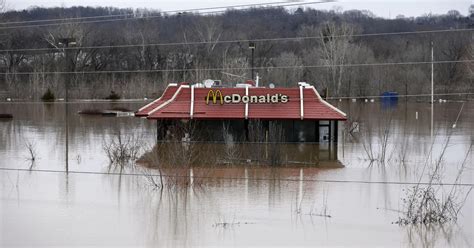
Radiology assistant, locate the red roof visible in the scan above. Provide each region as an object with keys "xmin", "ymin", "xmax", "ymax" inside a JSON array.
[
  {"xmin": 136, "ymin": 84, "xmax": 346, "ymax": 121},
  {"xmin": 135, "ymin": 84, "xmax": 179, "ymax": 117}
]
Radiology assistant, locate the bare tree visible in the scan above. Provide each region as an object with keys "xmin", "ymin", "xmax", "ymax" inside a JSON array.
[
  {"xmin": 0, "ymin": 6, "xmax": 471, "ymax": 99},
  {"xmin": 192, "ymin": 16, "xmax": 223, "ymax": 55},
  {"xmin": 436, "ymin": 32, "xmax": 471, "ymax": 93},
  {"xmin": 221, "ymin": 50, "xmax": 247, "ymax": 84},
  {"xmin": 0, "ymin": 0, "xmax": 7, "ymax": 13},
  {"xmin": 318, "ymin": 22, "xmax": 359, "ymax": 96},
  {"xmin": 267, "ymin": 52, "xmax": 303, "ymax": 87}
]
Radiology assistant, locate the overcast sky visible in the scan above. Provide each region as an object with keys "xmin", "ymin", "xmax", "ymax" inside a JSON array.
[{"xmin": 7, "ymin": 0, "xmax": 472, "ymax": 18}]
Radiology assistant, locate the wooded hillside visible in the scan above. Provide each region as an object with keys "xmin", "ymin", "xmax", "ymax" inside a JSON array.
[{"xmin": 0, "ymin": 6, "xmax": 472, "ymax": 99}]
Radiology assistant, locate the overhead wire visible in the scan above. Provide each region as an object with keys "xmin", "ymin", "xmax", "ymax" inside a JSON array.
[
  {"xmin": 0, "ymin": 1, "xmax": 333, "ymax": 30},
  {"xmin": 1, "ymin": 167, "xmax": 472, "ymax": 187},
  {"xmin": 0, "ymin": 0, "xmax": 320, "ymax": 25},
  {"xmin": 0, "ymin": 92, "xmax": 472, "ymax": 105},
  {"xmin": 327, "ymin": 92, "xmax": 474, "ymax": 100},
  {"xmin": 0, "ymin": 59, "xmax": 471, "ymax": 75},
  {"xmin": 0, "ymin": 28, "xmax": 472, "ymax": 53}
]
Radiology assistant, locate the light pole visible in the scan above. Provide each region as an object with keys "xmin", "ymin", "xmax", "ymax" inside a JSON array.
[
  {"xmin": 430, "ymin": 41, "xmax": 434, "ymax": 140},
  {"xmin": 58, "ymin": 38, "xmax": 76, "ymax": 172},
  {"xmin": 58, "ymin": 38, "xmax": 76, "ymax": 103},
  {"xmin": 249, "ymin": 41, "xmax": 256, "ymax": 80}
]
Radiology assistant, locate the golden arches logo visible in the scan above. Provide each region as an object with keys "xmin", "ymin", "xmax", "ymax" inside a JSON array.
[{"xmin": 206, "ymin": 89, "xmax": 224, "ymax": 105}]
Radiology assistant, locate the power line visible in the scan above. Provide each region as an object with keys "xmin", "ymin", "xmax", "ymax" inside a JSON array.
[
  {"xmin": 1, "ymin": 167, "xmax": 472, "ymax": 187},
  {"xmin": 0, "ymin": 1, "xmax": 312, "ymax": 26},
  {"xmin": 0, "ymin": 1, "xmax": 332, "ymax": 30},
  {"xmin": 0, "ymin": 92, "xmax": 471, "ymax": 104},
  {"xmin": 0, "ymin": 9, "xmax": 218, "ymax": 30},
  {"xmin": 327, "ymin": 92, "xmax": 474, "ymax": 100},
  {"xmin": 0, "ymin": 28, "xmax": 472, "ymax": 53},
  {"xmin": 0, "ymin": 59, "xmax": 471, "ymax": 75}
]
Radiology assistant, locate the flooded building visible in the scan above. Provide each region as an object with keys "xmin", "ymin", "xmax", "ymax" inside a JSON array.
[
  {"xmin": 136, "ymin": 81, "xmax": 346, "ymax": 149},
  {"xmin": 136, "ymin": 81, "xmax": 347, "ymax": 164}
]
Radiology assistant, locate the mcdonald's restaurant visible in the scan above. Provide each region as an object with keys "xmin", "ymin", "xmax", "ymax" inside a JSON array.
[{"xmin": 136, "ymin": 81, "xmax": 347, "ymax": 164}]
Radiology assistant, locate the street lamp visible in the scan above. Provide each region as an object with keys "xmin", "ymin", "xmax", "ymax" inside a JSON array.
[
  {"xmin": 249, "ymin": 41, "xmax": 256, "ymax": 80},
  {"xmin": 58, "ymin": 38, "xmax": 77, "ymax": 47}
]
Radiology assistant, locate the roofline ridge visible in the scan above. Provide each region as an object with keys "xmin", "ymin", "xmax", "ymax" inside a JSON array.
[
  {"xmin": 309, "ymin": 86, "xmax": 347, "ymax": 117},
  {"xmin": 137, "ymin": 84, "xmax": 176, "ymax": 113},
  {"xmin": 148, "ymin": 84, "xmax": 190, "ymax": 116}
]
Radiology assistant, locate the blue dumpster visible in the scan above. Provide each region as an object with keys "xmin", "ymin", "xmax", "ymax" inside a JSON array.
[{"xmin": 381, "ymin": 91, "xmax": 398, "ymax": 108}]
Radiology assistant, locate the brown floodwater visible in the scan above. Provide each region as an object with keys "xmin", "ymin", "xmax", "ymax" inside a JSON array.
[{"xmin": 0, "ymin": 100, "xmax": 473, "ymax": 247}]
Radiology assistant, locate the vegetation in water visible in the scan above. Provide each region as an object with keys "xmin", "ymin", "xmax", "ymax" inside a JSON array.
[
  {"xmin": 396, "ymin": 141, "xmax": 472, "ymax": 226},
  {"xmin": 41, "ymin": 88, "xmax": 55, "ymax": 102},
  {"xmin": 105, "ymin": 91, "xmax": 121, "ymax": 100}
]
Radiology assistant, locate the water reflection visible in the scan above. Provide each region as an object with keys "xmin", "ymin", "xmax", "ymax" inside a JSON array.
[
  {"xmin": 404, "ymin": 223, "xmax": 471, "ymax": 248},
  {"xmin": 0, "ymin": 101, "xmax": 472, "ymax": 246}
]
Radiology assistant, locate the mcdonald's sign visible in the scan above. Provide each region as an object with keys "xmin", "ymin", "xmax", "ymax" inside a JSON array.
[
  {"xmin": 205, "ymin": 89, "xmax": 289, "ymax": 105},
  {"xmin": 206, "ymin": 89, "xmax": 224, "ymax": 105}
]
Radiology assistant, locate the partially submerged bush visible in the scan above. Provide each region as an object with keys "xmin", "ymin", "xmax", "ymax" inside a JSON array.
[
  {"xmin": 24, "ymin": 139, "xmax": 37, "ymax": 162},
  {"xmin": 103, "ymin": 131, "xmax": 142, "ymax": 167},
  {"xmin": 139, "ymin": 121, "xmax": 217, "ymax": 189},
  {"xmin": 41, "ymin": 88, "xmax": 55, "ymax": 102},
  {"xmin": 105, "ymin": 91, "xmax": 121, "ymax": 100},
  {"xmin": 396, "ymin": 141, "xmax": 472, "ymax": 226},
  {"xmin": 246, "ymin": 120, "xmax": 286, "ymax": 166},
  {"xmin": 397, "ymin": 186, "xmax": 461, "ymax": 225},
  {"xmin": 360, "ymin": 110, "xmax": 393, "ymax": 165}
]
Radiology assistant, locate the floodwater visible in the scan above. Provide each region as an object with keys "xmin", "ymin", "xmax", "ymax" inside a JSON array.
[{"xmin": 0, "ymin": 100, "xmax": 473, "ymax": 247}]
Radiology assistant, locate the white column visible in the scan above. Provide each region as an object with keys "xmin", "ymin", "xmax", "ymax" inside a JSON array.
[
  {"xmin": 190, "ymin": 85, "xmax": 195, "ymax": 119},
  {"xmin": 245, "ymin": 85, "xmax": 249, "ymax": 119},
  {"xmin": 299, "ymin": 85, "xmax": 304, "ymax": 120}
]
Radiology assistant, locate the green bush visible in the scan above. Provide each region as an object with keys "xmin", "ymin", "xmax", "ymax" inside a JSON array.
[
  {"xmin": 105, "ymin": 91, "xmax": 121, "ymax": 100},
  {"xmin": 41, "ymin": 88, "xmax": 55, "ymax": 102}
]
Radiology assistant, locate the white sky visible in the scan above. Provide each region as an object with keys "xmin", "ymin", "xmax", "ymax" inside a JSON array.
[{"xmin": 7, "ymin": 0, "xmax": 472, "ymax": 18}]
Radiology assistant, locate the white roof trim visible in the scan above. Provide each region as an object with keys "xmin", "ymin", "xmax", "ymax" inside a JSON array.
[
  {"xmin": 310, "ymin": 86, "xmax": 347, "ymax": 117},
  {"xmin": 148, "ymin": 85, "xmax": 190, "ymax": 116},
  {"xmin": 138, "ymin": 83, "xmax": 177, "ymax": 112}
]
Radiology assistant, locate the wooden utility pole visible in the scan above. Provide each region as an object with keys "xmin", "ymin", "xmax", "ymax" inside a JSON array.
[
  {"xmin": 59, "ymin": 38, "xmax": 76, "ymax": 173},
  {"xmin": 430, "ymin": 41, "xmax": 434, "ymax": 140}
]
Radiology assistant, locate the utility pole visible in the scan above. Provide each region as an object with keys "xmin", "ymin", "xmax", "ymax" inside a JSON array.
[
  {"xmin": 430, "ymin": 41, "xmax": 434, "ymax": 140},
  {"xmin": 249, "ymin": 42, "xmax": 256, "ymax": 80},
  {"xmin": 59, "ymin": 38, "xmax": 76, "ymax": 101},
  {"xmin": 58, "ymin": 38, "xmax": 76, "ymax": 173}
]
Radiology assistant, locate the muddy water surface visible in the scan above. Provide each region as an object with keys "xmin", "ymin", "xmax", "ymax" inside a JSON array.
[{"xmin": 0, "ymin": 101, "xmax": 473, "ymax": 247}]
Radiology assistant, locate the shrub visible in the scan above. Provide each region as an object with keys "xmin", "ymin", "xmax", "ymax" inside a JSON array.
[
  {"xmin": 105, "ymin": 91, "xmax": 121, "ymax": 100},
  {"xmin": 41, "ymin": 88, "xmax": 55, "ymax": 102}
]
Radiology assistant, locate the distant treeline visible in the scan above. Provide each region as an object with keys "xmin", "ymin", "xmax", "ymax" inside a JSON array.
[{"xmin": 0, "ymin": 6, "xmax": 472, "ymax": 99}]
